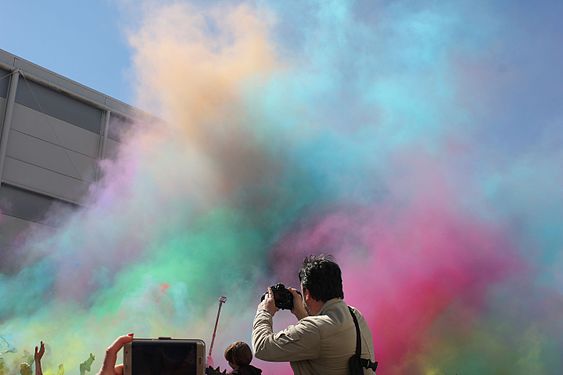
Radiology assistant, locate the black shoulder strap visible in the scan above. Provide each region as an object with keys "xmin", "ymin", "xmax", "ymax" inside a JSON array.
[
  {"xmin": 348, "ymin": 306, "xmax": 379, "ymax": 372},
  {"xmin": 348, "ymin": 306, "xmax": 362, "ymax": 356}
]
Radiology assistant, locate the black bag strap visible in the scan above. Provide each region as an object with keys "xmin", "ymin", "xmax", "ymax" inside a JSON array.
[
  {"xmin": 348, "ymin": 306, "xmax": 379, "ymax": 372},
  {"xmin": 349, "ymin": 306, "xmax": 362, "ymax": 356}
]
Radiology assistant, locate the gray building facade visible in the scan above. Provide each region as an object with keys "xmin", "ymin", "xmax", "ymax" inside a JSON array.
[{"xmin": 0, "ymin": 49, "xmax": 138, "ymax": 268}]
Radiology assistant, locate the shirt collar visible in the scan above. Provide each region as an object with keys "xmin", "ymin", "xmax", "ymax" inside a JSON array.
[{"xmin": 318, "ymin": 298, "xmax": 343, "ymax": 315}]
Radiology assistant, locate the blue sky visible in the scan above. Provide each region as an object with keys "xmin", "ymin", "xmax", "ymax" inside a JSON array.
[
  {"xmin": 3, "ymin": 0, "xmax": 562, "ymax": 115},
  {"xmin": 0, "ymin": 0, "xmax": 133, "ymax": 103}
]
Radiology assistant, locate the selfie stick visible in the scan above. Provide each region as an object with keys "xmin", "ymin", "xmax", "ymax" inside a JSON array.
[{"xmin": 208, "ymin": 296, "xmax": 227, "ymax": 366}]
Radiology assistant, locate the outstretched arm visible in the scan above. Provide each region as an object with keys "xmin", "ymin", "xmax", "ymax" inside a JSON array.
[{"xmin": 34, "ymin": 341, "xmax": 45, "ymax": 375}]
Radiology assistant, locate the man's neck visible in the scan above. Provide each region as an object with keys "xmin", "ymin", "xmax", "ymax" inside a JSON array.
[{"xmin": 308, "ymin": 300, "xmax": 325, "ymax": 316}]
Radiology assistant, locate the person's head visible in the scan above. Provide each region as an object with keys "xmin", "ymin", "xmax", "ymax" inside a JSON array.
[
  {"xmin": 20, "ymin": 363, "xmax": 31, "ymax": 375},
  {"xmin": 224, "ymin": 341, "xmax": 252, "ymax": 370},
  {"xmin": 298, "ymin": 254, "xmax": 344, "ymax": 305}
]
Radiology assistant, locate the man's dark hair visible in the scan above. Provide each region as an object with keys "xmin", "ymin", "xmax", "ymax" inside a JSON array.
[{"xmin": 298, "ymin": 254, "xmax": 344, "ymax": 302}]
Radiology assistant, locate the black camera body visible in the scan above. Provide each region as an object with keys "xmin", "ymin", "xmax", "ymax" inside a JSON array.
[{"xmin": 260, "ymin": 283, "xmax": 300, "ymax": 310}]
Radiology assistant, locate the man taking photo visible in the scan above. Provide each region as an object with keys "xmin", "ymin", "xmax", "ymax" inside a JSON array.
[{"xmin": 252, "ymin": 255, "xmax": 376, "ymax": 374}]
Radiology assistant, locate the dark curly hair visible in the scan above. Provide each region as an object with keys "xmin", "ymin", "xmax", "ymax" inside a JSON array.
[{"xmin": 298, "ymin": 254, "xmax": 344, "ymax": 302}]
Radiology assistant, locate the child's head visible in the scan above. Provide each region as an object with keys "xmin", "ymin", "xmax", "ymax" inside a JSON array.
[{"xmin": 224, "ymin": 341, "xmax": 252, "ymax": 370}]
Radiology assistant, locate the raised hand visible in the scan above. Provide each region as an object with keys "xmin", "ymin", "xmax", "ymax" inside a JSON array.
[
  {"xmin": 34, "ymin": 341, "xmax": 45, "ymax": 375},
  {"xmin": 96, "ymin": 334, "xmax": 133, "ymax": 375}
]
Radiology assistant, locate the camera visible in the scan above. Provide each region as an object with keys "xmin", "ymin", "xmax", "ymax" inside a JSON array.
[
  {"xmin": 123, "ymin": 338, "xmax": 205, "ymax": 375},
  {"xmin": 260, "ymin": 283, "xmax": 301, "ymax": 310}
]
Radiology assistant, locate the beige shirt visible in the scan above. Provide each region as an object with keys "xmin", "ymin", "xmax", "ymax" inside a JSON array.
[{"xmin": 252, "ymin": 298, "xmax": 376, "ymax": 375}]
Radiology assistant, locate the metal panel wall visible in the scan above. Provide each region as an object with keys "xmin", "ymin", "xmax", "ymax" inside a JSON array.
[
  {"xmin": 0, "ymin": 68, "xmax": 9, "ymax": 97},
  {"xmin": 0, "ymin": 214, "xmax": 45, "ymax": 242},
  {"xmin": 6, "ymin": 129, "xmax": 98, "ymax": 182},
  {"xmin": 3, "ymin": 102, "xmax": 101, "ymax": 203},
  {"xmin": 11, "ymin": 102, "xmax": 100, "ymax": 157},
  {"xmin": 0, "ymin": 49, "xmax": 144, "ymax": 271},
  {"xmin": 0, "ymin": 184, "xmax": 75, "ymax": 224},
  {"xmin": 3, "ymin": 157, "xmax": 90, "ymax": 203},
  {"xmin": 0, "ymin": 97, "xmax": 5, "ymax": 121},
  {"xmin": 0, "ymin": 213, "xmax": 56, "ymax": 274},
  {"xmin": 16, "ymin": 76, "xmax": 103, "ymax": 134},
  {"xmin": 0, "ymin": 184, "xmax": 71, "ymax": 272},
  {"xmin": 0, "ymin": 50, "xmax": 148, "ymax": 242}
]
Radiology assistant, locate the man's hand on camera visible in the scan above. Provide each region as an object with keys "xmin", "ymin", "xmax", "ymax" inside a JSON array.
[
  {"xmin": 97, "ymin": 334, "xmax": 133, "ymax": 375},
  {"xmin": 289, "ymin": 287, "xmax": 308, "ymax": 320},
  {"xmin": 258, "ymin": 287, "xmax": 278, "ymax": 316}
]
